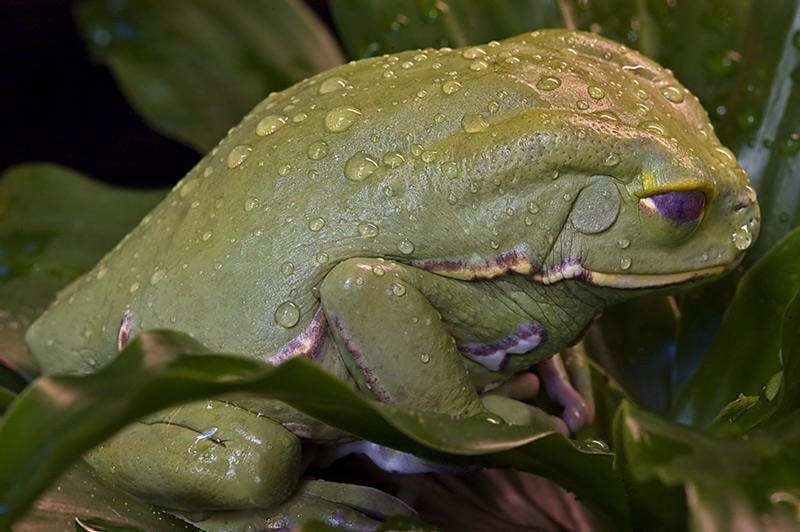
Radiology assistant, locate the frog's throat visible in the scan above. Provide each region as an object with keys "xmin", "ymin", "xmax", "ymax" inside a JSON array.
[{"xmin": 411, "ymin": 252, "xmax": 733, "ymax": 289}]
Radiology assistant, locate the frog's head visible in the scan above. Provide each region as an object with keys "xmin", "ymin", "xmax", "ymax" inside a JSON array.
[
  {"xmin": 507, "ymin": 30, "xmax": 761, "ymax": 291},
  {"xmin": 540, "ymin": 131, "xmax": 760, "ymax": 291}
]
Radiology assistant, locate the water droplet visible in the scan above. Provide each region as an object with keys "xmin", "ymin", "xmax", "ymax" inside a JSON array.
[
  {"xmin": 462, "ymin": 46, "xmax": 487, "ymax": 59},
  {"xmin": 576, "ymin": 100, "xmax": 589, "ymax": 110},
  {"xmin": 274, "ymin": 301, "xmax": 300, "ymax": 328},
  {"xmin": 226, "ymin": 144, "xmax": 252, "ymax": 168},
  {"xmin": 536, "ymin": 76, "xmax": 562, "ymax": 91},
  {"xmin": 179, "ymin": 179, "xmax": 198, "ymax": 198},
  {"xmin": 203, "ymin": 166, "xmax": 213, "ymax": 178},
  {"xmin": 325, "ymin": 106, "xmax": 362, "ymax": 132},
  {"xmin": 244, "ymin": 198, "xmax": 259, "ymax": 211},
  {"xmin": 397, "ymin": 239, "xmax": 415, "ymax": 254},
  {"xmin": 661, "ymin": 85, "xmax": 684, "ymax": 103},
  {"xmin": 319, "ymin": 76, "xmax": 348, "ymax": 94},
  {"xmin": 421, "ymin": 151, "xmax": 438, "ymax": 163},
  {"xmin": 462, "ymin": 114, "xmax": 489, "ymax": 133},
  {"xmin": 620, "ymin": 257, "xmax": 632, "ymax": 270},
  {"xmin": 603, "ymin": 153, "xmax": 620, "ymax": 167},
  {"xmin": 442, "ymin": 80, "xmax": 463, "ymax": 95},
  {"xmin": 528, "ymin": 202, "xmax": 540, "ymax": 214},
  {"xmin": 712, "ymin": 146, "xmax": 737, "ymax": 167},
  {"xmin": 420, "ymin": 353, "xmax": 430, "ymax": 364},
  {"xmin": 392, "ymin": 283, "xmax": 407, "ymax": 296},
  {"xmin": 316, "ymin": 252, "xmax": 330, "ymax": 264},
  {"xmin": 278, "ymin": 164, "xmax": 292, "ymax": 177},
  {"xmin": 470, "ymin": 59, "xmax": 489, "ymax": 71},
  {"xmin": 401, "ymin": 60, "xmax": 414, "ymax": 69},
  {"xmin": 129, "ymin": 282, "xmax": 140, "ymax": 294},
  {"xmin": 434, "ymin": 112, "xmax": 446, "ymax": 123},
  {"xmin": 732, "ymin": 224, "xmax": 753, "ymax": 250},
  {"xmin": 441, "ymin": 161, "xmax": 459, "ymax": 179},
  {"xmin": 411, "ymin": 144, "xmax": 424, "ymax": 156},
  {"xmin": 307, "ymin": 140, "xmax": 329, "ymax": 160},
  {"xmin": 618, "ymin": 238, "xmax": 630, "ymax": 248},
  {"xmin": 447, "ymin": 193, "xmax": 458, "ymax": 205},
  {"xmin": 588, "ymin": 85, "xmax": 606, "ymax": 100},
  {"xmin": 280, "ymin": 261, "xmax": 294, "ymax": 276},
  {"xmin": 358, "ymin": 221, "xmax": 379, "ymax": 237},
  {"xmin": 202, "ymin": 231, "xmax": 213, "ymax": 241},
  {"xmin": 372, "ymin": 264, "xmax": 385, "ymax": 276},
  {"xmin": 292, "ymin": 113, "xmax": 308, "ymax": 123},
  {"xmin": 256, "ymin": 115, "xmax": 287, "ymax": 136},
  {"xmin": 309, "ymin": 217, "xmax": 326, "ymax": 231},
  {"xmin": 150, "ymin": 268, "xmax": 166, "ymax": 285},
  {"xmin": 345, "ymin": 151, "xmax": 379, "ymax": 181},
  {"xmin": 383, "ymin": 152, "xmax": 405, "ymax": 168},
  {"xmin": 383, "ymin": 70, "xmax": 396, "ymax": 80}
]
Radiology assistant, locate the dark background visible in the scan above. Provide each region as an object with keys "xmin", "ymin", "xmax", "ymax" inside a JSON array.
[{"xmin": 0, "ymin": 0, "xmax": 335, "ymax": 188}]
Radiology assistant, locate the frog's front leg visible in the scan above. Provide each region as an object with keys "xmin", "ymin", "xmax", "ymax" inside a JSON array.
[{"xmin": 318, "ymin": 258, "xmax": 589, "ymax": 430}]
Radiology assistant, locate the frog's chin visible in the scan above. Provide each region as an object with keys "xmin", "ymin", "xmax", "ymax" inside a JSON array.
[{"xmin": 533, "ymin": 255, "xmax": 740, "ymax": 289}]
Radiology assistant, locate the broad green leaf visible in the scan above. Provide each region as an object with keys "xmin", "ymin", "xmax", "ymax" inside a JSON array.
[
  {"xmin": 75, "ymin": 0, "xmax": 345, "ymax": 153},
  {"xmin": 0, "ymin": 330, "xmax": 626, "ymax": 531},
  {"xmin": 0, "ymin": 164, "xmax": 164, "ymax": 378},
  {"xmin": 673, "ymin": 227, "xmax": 800, "ymax": 428},
  {"xmin": 616, "ymin": 401, "xmax": 800, "ymax": 532},
  {"xmin": 329, "ymin": 0, "xmax": 564, "ymax": 58},
  {"xmin": 15, "ymin": 461, "xmax": 197, "ymax": 532},
  {"xmin": 586, "ymin": 296, "xmax": 678, "ymax": 416},
  {"xmin": 715, "ymin": 1, "xmax": 800, "ymax": 263}
]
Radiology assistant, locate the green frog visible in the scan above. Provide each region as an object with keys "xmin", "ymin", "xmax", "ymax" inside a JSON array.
[{"xmin": 26, "ymin": 29, "xmax": 759, "ymax": 530}]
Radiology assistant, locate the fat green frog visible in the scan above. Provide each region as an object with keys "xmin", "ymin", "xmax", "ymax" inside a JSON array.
[{"xmin": 26, "ymin": 29, "xmax": 759, "ymax": 530}]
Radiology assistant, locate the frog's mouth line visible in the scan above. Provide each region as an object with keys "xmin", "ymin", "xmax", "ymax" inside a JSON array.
[{"xmin": 533, "ymin": 255, "xmax": 737, "ymax": 289}]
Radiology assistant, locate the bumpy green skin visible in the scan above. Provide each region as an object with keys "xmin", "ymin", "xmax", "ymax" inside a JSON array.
[{"xmin": 26, "ymin": 30, "xmax": 759, "ymax": 527}]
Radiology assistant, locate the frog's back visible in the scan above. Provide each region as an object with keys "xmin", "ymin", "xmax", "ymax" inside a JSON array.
[{"xmin": 27, "ymin": 30, "xmax": 739, "ymax": 373}]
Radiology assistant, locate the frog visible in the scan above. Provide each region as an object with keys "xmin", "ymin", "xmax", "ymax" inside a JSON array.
[{"xmin": 25, "ymin": 29, "xmax": 759, "ymax": 531}]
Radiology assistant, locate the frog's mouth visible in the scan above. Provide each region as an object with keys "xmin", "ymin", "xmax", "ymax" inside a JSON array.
[{"xmin": 533, "ymin": 255, "xmax": 739, "ymax": 289}]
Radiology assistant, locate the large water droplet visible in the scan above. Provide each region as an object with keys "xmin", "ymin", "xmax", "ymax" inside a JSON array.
[
  {"xmin": 392, "ymin": 282, "xmax": 407, "ymax": 296},
  {"xmin": 442, "ymin": 80, "xmax": 462, "ymax": 95},
  {"xmin": 588, "ymin": 86, "xmax": 606, "ymax": 100},
  {"xmin": 462, "ymin": 114, "xmax": 489, "ymax": 133},
  {"xmin": 280, "ymin": 261, "xmax": 294, "ymax": 276},
  {"xmin": 345, "ymin": 151, "xmax": 379, "ymax": 181},
  {"xmin": 227, "ymin": 145, "xmax": 252, "ymax": 169},
  {"xmin": 309, "ymin": 217, "xmax": 326, "ymax": 231},
  {"xmin": 536, "ymin": 76, "xmax": 562, "ymax": 91},
  {"xmin": 397, "ymin": 239, "xmax": 415, "ymax": 254},
  {"xmin": 325, "ymin": 106, "xmax": 362, "ymax": 132},
  {"xmin": 307, "ymin": 140, "xmax": 330, "ymax": 160},
  {"xmin": 661, "ymin": 85, "xmax": 684, "ymax": 103},
  {"xmin": 732, "ymin": 224, "xmax": 753, "ymax": 250},
  {"xmin": 319, "ymin": 76, "xmax": 348, "ymax": 94},
  {"xmin": 619, "ymin": 257, "xmax": 632, "ymax": 270},
  {"xmin": 274, "ymin": 301, "xmax": 300, "ymax": 328},
  {"xmin": 150, "ymin": 268, "xmax": 166, "ymax": 285},
  {"xmin": 358, "ymin": 221, "xmax": 379, "ymax": 237},
  {"xmin": 256, "ymin": 115, "xmax": 287, "ymax": 137}
]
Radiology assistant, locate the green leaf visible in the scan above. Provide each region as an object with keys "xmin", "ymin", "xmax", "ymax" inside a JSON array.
[
  {"xmin": 586, "ymin": 296, "xmax": 678, "ymax": 416},
  {"xmin": 329, "ymin": 0, "xmax": 564, "ymax": 58},
  {"xmin": 16, "ymin": 461, "xmax": 197, "ymax": 532},
  {"xmin": 713, "ymin": 2, "xmax": 800, "ymax": 264},
  {"xmin": 0, "ymin": 330, "xmax": 626, "ymax": 530},
  {"xmin": 75, "ymin": 0, "xmax": 345, "ymax": 152},
  {"xmin": 616, "ymin": 401, "xmax": 800, "ymax": 532},
  {"xmin": 0, "ymin": 164, "xmax": 164, "ymax": 378},
  {"xmin": 673, "ymin": 228, "xmax": 800, "ymax": 429}
]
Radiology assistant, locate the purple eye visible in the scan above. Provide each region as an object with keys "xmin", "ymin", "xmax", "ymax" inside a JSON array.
[
  {"xmin": 639, "ymin": 190, "xmax": 705, "ymax": 242},
  {"xmin": 640, "ymin": 191, "xmax": 705, "ymax": 225}
]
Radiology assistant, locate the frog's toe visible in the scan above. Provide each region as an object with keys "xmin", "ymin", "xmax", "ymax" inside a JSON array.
[{"xmin": 537, "ymin": 353, "xmax": 595, "ymax": 433}]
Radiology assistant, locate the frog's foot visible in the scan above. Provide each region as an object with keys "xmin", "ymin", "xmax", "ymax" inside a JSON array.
[
  {"xmin": 536, "ymin": 345, "xmax": 595, "ymax": 433},
  {"xmin": 175, "ymin": 479, "xmax": 417, "ymax": 532}
]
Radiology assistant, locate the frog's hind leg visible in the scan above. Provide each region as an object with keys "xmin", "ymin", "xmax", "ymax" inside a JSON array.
[{"xmin": 85, "ymin": 400, "xmax": 302, "ymax": 512}]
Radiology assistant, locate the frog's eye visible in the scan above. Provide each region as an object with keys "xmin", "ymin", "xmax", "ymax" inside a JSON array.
[{"xmin": 638, "ymin": 190, "xmax": 705, "ymax": 242}]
